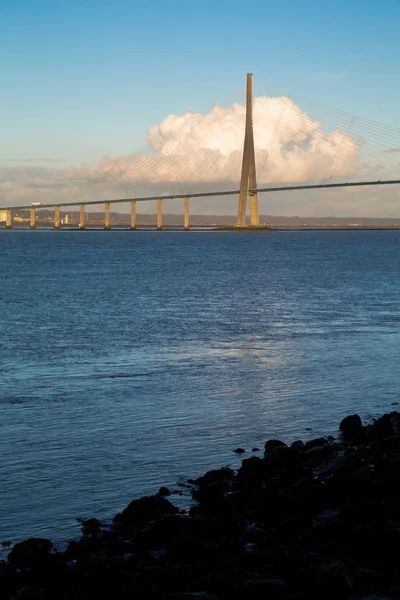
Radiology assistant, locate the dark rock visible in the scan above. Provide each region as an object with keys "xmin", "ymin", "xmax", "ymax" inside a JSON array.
[
  {"xmin": 251, "ymin": 447, "xmax": 260, "ymax": 452},
  {"xmin": 234, "ymin": 447, "xmax": 245, "ymax": 453},
  {"xmin": 81, "ymin": 518, "xmax": 102, "ymax": 535},
  {"xmin": 192, "ymin": 481, "xmax": 230, "ymax": 508},
  {"xmin": 304, "ymin": 437, "xmax": 330, "ymax": 451},
  {"xmin": 226, "ymin": 577, "xmax": 289, "ymax": 599},
  {"xmin": 158, "ymin": 486, "xmax": 171, "ymax": 496},
  {"xmin": 340, "ymin": 414, "xmax": 363, "ymax": 441},
  {"xmin": 304, "ymin": 443, "xmax": 334, "ymax": 467},
  {"xmin": 194, "ymin": 467, "xmax": 236, "ymax": 487},
  {"xmin": 264, "ymin": 439, "xmax": 287, "ymax": 453},
  {"xmin": 113, "ymin": 494, "xmax": 178, "ymax": 527},
  {"xmin": 309, "ymin": 559, "xmax": 354, "ymax": 597},
  {"xmin": 164, "ymin": 593, "xmax": 220, "ymax": 600},
  {"xmin": 8, "ymin": 538, "xmax": 53, "ymax": 568},
  {"xmin": 315, "ymin": 451, "xmax": 363, "ymax": 478},
  {"xmin": 291, "ymin": 440, "xmax": 305, "ymax": 449},
  {"xmin": 237, "ymin": 456, "xmax": 266, "ymax": 487},
  {"xmin": 263, "ymin": 445, "xmax": 302, "ymax": 469}
]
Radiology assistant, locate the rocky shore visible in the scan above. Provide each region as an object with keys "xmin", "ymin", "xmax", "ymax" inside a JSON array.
[{"xmin": 2, "ymin": 411, "xmax": 400, "ymax": 599}]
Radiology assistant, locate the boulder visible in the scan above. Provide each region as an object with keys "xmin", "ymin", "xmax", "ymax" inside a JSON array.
[
  {"xmin": 8, "ymin": 538, "xmax": 53, "ymax": 568},
  {"xmin": 113, "ymin": 494, "xmax": 178, "ymax": 527},
  {"xmin": 263, "ymin": 445, "xmax": 303, "ymax": 470},
  {"xmin": 339, "ymin": 414, "xmax": 364, "ymax": 441},
  {"xmin": 309, "ymin": 559, "xmax": 354, "ymax": 597},
  {"xmin": 304, "ymin": 437, "xmax": 330, "ymax": 451},
  {"xmin": 264, "ymin": 439, "xmax": 287, "ymax": 453}
]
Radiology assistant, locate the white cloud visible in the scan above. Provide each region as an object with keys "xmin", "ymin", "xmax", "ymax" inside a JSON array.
[
  {"xmin": 1, "ymin": 95, "xmax": 399, "ymax": 216},
  {"xmin": 64, "ymin": 96, "xmax": 360, "ymax": 188}
]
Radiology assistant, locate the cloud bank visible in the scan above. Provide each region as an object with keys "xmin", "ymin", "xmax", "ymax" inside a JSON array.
[{"xmin": 1, "ymin": 95, "xmax": 398, "ymax": 215}]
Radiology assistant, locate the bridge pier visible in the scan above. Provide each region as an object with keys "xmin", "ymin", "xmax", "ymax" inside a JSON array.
[
  {"xmin": 104, "ymin": 202, "xmax": 111, "ymax": 230},
  {"xmin": 54, "ymin": 206, "xmax": 61, "ymax": 229},
  {"xmin": 79, "ymin": 204, "xmax": 85, "ymax": 230},
  {"xmin": 184, "ymin": 197, "xmax": 189, "ymax": 230},
  {"xmin": 6, "ymin": 209, "xmax": 12, "ymax": 229},
  {"xmin": 30, "ymin": 207, "xmax": 36, "ymax": 229},
  {"xmin": 157, "ymin": 199, "xmax": 162, "ymax": 230},
  {"xmin": 250, "ymin": 193, "xmax": 259, "ymax": 226},
  {"xmin": 130, "ymin": 200, "xmax": 136, "ymax": 230}
]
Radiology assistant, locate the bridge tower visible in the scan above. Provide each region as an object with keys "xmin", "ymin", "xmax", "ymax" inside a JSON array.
[{"xmin": 237, "ymin": 73, "xmax": 259, "ymax": 227}]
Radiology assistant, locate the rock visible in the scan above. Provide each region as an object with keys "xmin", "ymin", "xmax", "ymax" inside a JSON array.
[
  {"xmin": 339, "ymin": 414, "xmax": 364, "ymax": 441},
  {"xmin": 315, "ymin": 451, "xmax": 363, "ymax": 479},
  {"xmin": 304, "ymin": 443, "xmax": 334, "ymax": 467},
  {"xmin": 237, "ymin": 456, "xmax": 266, "ymax": 487},
  {"xmin": 227, "ymin": 577, "xmax": 289, "ymax": 599},
  {"xmin": 348, "ymin": 596, "xmax": 390, "ymax": 600},
  {"xmin": 164, "ymin": 593, "xmax": 220, "ymax": 600},
  {"xmin": 158, "ymin": 486, "xmax": 171, "ymax": 496},
  {"xmin": 251, "ymin": 447, "xmax": 260, "ymax": 452},
  {"xmin": 8, "ymin": 538, "xmax": 53, "ymax": 568},
  {"xmin": 291, "ymin": 440, "xmax": 305, "ymax": 449},
  {"xmin": 264, "ymin": 439, "xmax": 287, "ymax": 453},
  {"xmin": 263, "ymin": 445, "xmax": 303, "ymax": 470},
  {"xmin": 192, "ymin": 481, "xmax": 230, "ymax": 508},
  {"xmin": 113, "ymin": 494, "xmax": 178, "ymax": 527},
  {"xmin": 310, "ymin": 559, "xmax": 354, "ymax": 597},
  {"xmin": 193, "ymin": 467, "xmax": 236, "ymax": 487},
  {"xmin": 304, "ymin": 437, "xmax": 330, "ymax": 451},
  {"xmin": 81, "ymin": 518, "xmax": 102, "ymax": 535},
  {"xmin": 234, "ymin": 447, "xmax": 245, "ymax": 453}
]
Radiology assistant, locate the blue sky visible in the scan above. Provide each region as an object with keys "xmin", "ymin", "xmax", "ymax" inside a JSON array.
[
  {"xmin": 2, "ymin": 0, "xmax": 400, "ymax": 162},
  {"xmin": 1, "ymin": 0, "xmax": 400, "ymax": 215}
]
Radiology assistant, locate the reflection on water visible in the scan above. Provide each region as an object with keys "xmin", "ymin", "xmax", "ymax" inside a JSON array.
[{"xmin": 1, "ymin": 229, "xmax": 400, "ymax": 547}]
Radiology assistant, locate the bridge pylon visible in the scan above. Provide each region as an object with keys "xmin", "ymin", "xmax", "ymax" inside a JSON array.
[{"xmin": 237, "ymin": 73, "xmax": 259, "ymax": 227}]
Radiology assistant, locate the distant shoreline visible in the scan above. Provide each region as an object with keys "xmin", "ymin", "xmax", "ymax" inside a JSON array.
[{"xmin": 2, "ymin": 224, "xmax": 400, "ymax": 231}]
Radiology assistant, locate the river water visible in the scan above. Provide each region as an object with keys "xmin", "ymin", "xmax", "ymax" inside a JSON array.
[{"xmin": 1, "ymin": 229, "xmax": 400, "ymax": 548}]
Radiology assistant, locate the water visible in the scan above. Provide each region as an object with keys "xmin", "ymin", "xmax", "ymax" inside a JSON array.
[{"xmin": 1, "ymin": 229, "xmax": 400, "ymax": 548}]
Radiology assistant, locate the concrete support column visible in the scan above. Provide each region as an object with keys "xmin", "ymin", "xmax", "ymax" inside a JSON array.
[
  {"xmin": 79, "ymin": 204, "xmax": 85, "ymax": 230},
  {"xmin": 250, "ymin": 193, "xmax": 259, "ymax": 226},
  {"xmin": 157, "ymin": 199, "xmax": 162, "ymax": 230},
  {"xmin": 184, "ymin": 197, "xmax": 189, "ymax": 230},
  {"xmin": 130, "ymin": 200, "xmax": 136, "ymax": 230},
  {"xmin": 6, "ymin": 209, "xmax": 12, "ymax": 229},
  {"xmin": 104, "ymin": 202, "xmax": 111, "ymax": 230},
  {"xmin": 237, "ymin": 73, "xmax": 257, "ymax": 227},
  {"xmin": 54, "ymin": 206, "xmax": 60, "ymax": 229},
  {"xmin": 30, "ymin": 207, "xmax": 36, "ymax": 229}
]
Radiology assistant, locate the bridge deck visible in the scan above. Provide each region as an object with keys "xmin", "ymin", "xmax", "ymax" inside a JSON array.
[{"xmin": 1, "ymin": 179, "xmax": 399, "ymax": 212}]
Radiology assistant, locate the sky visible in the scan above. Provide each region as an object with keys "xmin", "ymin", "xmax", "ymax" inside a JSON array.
[{"xmin": 1, "ymin": 0, "xmax": 400, "ymax": 216}]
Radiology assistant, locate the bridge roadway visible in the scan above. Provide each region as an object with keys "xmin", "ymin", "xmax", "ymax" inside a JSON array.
[{"xmin": 1, "ymin": 179, "xmax": 400, "ymax": 230}]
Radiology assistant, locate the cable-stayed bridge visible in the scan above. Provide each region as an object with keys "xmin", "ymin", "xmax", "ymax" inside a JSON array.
[{"xmin": 1, "ymin": 74, "xmax": 400, "ymax": 230}]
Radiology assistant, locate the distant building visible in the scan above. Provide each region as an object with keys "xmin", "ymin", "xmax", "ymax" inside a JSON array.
[{"xmin": 0, "ymin": 210, "xmax": 6, "ymax": 223}]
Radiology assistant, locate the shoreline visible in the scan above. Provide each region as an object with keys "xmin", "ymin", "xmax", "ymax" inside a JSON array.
[
  {"xmin": 2, "ymin": 225, "xmax": 400, "ymax": 232},
  {"xmin": 2, "ymin": 410, "xmax": 400, "ymax": 598}
]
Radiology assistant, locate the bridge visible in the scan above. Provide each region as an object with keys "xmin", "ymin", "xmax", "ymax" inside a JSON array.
[{"xmin": 1, "ymin": 73, "xmax": 399, "ymax": 230}]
